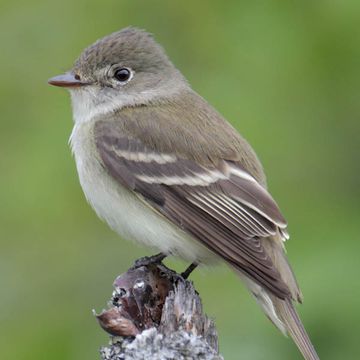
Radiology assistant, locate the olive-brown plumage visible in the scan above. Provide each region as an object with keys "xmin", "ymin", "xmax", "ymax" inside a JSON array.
[{"xmin": 49, "ymin": 27, "xmax": 319, "ymax": 360}]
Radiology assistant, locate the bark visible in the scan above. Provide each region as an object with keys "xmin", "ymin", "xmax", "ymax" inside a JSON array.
[{"xmin": 95, "ymin": 259, "xmax": 223, "ymax": 360}]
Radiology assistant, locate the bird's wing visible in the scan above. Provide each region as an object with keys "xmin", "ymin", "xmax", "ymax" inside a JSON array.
[{"xmin": 94, "ymin": 120, "xmax": 291, "ymax": 299}]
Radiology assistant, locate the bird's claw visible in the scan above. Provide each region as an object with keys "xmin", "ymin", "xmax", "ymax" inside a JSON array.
[{"xmin": 132, "ymin": 252, "xmax": 167, "ymax": 268}]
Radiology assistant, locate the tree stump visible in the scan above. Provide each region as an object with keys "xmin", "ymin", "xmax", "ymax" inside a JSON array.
[{"xmin": 95, "ymin": 260, "xmax": 223, "ymax": 360}]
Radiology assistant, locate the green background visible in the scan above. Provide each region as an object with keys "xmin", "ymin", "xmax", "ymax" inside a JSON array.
[{"xmin": 1, "ymin": 1, "xmax": 359, "ymax": 359}]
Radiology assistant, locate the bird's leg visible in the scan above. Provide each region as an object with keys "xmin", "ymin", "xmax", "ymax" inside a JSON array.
[
  {"xmin": 133, "ymin": 252, "xmax": 167, "ymax": 268},
  {"xmin": 181, "ymin": 262, "xmax": 198, "ymax": 279}
]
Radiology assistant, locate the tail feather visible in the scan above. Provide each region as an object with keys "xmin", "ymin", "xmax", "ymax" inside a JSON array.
[
  {"xmin": 274, "ymin": 298, "xmax": 320, "ymax": 360},
  {"xmin": 232, "ymin": 236, "xmax": 319, "ymax": 359},
  {"xmin": 234, "ymin": 268, "xmax": 319, "ymax": 360}
]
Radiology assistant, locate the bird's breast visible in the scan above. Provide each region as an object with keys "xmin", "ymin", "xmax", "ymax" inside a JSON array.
[{"xmin": 69, "ymin": 121, "xmax": 216, "ymax": 264}]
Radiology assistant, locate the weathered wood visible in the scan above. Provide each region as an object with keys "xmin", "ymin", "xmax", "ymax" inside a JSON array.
[{"xmin": 95, "ymin": 260, "xmax": 223, "ymax": 360}]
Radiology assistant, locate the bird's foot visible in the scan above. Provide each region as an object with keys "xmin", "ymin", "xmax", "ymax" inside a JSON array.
[
  {"xmin": 181, "ymin": 262, "xmax": 198, "ymax": 279},
  {"xmin": 132, "ymin": 252, "xmax": 167, "ymax": 268}
]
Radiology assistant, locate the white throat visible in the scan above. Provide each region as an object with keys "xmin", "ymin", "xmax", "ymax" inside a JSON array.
[{"xmin": 70, "ymin": 80, "xmax": 188, "ymax": 125}]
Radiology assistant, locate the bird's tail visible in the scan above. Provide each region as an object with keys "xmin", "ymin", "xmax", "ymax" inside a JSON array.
[
  {"xmin": 236, "ymin": 272, "xmax": 319, "ymax": 360},
  {"xmin": 262, "ymin": 236, "xmax": 319, "ymax": 359},
  {"xmin": 273, "ymin": 297, "xmax": 319, "ymax": 360}
]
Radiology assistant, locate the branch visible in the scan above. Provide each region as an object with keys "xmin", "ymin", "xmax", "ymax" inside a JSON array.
[{"xmin": 94, "ymin": 260, "xmax": 224, "ymax": 360}]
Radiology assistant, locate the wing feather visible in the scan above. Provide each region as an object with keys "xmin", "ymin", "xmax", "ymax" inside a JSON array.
[{"xmin": 95, "ymin": 124, "xmax": 291, "ymax": 299}]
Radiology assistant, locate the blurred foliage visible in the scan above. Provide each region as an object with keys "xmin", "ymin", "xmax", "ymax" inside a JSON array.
[{"xmin": 0, "ymin": 1, "xmax": 359, "ymax": 359}]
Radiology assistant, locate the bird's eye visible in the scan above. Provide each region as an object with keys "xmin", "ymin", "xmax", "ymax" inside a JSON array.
[{"xmin": 114, "ymin": 68, "xmax": 132, "ymax": 83}]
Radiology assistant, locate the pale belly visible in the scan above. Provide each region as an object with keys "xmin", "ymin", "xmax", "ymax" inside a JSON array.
[{"xmin": 70, "ymin": 121, "xmax": 216, "ymax": 264}]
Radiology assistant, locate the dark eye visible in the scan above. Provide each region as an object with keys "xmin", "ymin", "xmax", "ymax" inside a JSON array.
[{"xmin": 114, "ymin": 68, "xmax": 131, "ymax": 82}]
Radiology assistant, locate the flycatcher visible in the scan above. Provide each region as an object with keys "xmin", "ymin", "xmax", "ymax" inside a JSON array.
[{"xmin": 49, "ymin": 27, "xmax": 319, "ymax": 360}]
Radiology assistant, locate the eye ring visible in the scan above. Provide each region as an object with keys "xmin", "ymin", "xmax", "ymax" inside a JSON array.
[{"xmin": 114, "ymin": 68, "xmax": 132, "ymax": 83}]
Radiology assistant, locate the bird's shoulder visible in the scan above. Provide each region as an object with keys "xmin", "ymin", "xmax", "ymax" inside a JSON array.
[{"xmin": 94, "ymin": 90, "xmax": 266, "ymax": 185}]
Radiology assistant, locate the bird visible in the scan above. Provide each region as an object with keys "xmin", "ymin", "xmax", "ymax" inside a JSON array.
[{"xmin": 48, "ymin": 27, "xmax": 319, "ymax": 360}]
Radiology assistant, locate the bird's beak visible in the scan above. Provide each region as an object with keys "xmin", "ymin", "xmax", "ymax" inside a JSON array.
[{"xmin": 48, "ymin": 73, "xmax": 88, "ymax": 88}]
